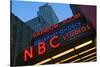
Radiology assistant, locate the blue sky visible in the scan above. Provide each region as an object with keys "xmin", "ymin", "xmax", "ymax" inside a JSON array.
[{"xmin": 11, "ymin": 0, "xmax": 73, "ymax": 22}]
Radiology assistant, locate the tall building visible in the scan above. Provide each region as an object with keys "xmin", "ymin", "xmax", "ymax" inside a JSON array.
[
  {"xmin": 37, "ymin": 3, "xmax": 59, "ymax": 24},
  {"xmin": 26, "ymin": 3, "xmax": 59, "ymax": 32},
  {"xmin": 10, "ymin": 13, "xmax": 34, "ymax": 66}
]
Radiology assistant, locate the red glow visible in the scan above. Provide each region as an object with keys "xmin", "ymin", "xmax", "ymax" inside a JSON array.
[
  {"xmin": 24, "ymin": 46, "xmax": 33, "ymax": 62},
  {"xmin": 50, "ymin": 36, "xmax": 60, "ymax": 48},
  {"xmin": 38, "ymin": 42, "xmax": 46, "ymax": 55}
]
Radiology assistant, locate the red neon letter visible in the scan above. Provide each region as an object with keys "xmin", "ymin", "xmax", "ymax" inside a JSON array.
[
  {"xmin": 50, "ymin": 36, "xmax": 60, "ymax": 48},
  {"xmin": 38, "ymin": 42, "xmax": 46, "ymax": 55},
  {"xmin": 24, "ymin": 46, "xmax": 33, "ymax": 62}
]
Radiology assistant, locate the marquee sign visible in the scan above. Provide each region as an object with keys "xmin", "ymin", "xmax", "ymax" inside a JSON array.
[{"xmin": 16, "ymin": 12, "xmax": 95, "ymax": 65}]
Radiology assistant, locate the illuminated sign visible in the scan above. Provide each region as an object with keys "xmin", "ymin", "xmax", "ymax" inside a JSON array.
[{"xmin": 16, "ymin": 12, "xmax": 95, "ymax": 65}]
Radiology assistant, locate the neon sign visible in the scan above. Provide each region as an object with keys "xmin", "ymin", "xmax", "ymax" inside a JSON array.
[
  {"xmin": 23, "ymin": 24, "xmax": 91, "ymax": 62},
  {"xmin": 16, "ymin": 12, "xmax": 94, "ymax": 65}
]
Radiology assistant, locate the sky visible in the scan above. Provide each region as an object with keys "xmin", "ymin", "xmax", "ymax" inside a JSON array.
[{"xmin": 11, "ymin": 0, "xmax": 73, "ymax": 22}]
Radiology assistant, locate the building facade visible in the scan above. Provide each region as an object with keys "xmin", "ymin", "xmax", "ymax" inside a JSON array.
[
  {"xmin": 26, "ymin": 3, "xmax": 59, "ymax": 32},
  {"xmin": 10, "ymin": 13, "xmax": 34, "ymax": 66}
]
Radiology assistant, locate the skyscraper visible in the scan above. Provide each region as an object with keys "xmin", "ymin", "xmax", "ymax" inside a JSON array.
[
  {"xmin": 37, "ymin": 3, "xmax": 59, "ymax": 24},
  {"xmin": 26, "ymin": 3, "xmax": 59, "ymax": 32}
]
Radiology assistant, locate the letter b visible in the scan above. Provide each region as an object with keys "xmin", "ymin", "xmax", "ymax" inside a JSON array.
[{"xmin": 38, "ymin": 42, "xmax": 46, "ymax": 55}]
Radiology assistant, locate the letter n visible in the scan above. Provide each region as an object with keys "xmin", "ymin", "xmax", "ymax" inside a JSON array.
[{"xmin": 24, "ymin": 46, "xmax": 33, "ymax": 62}]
